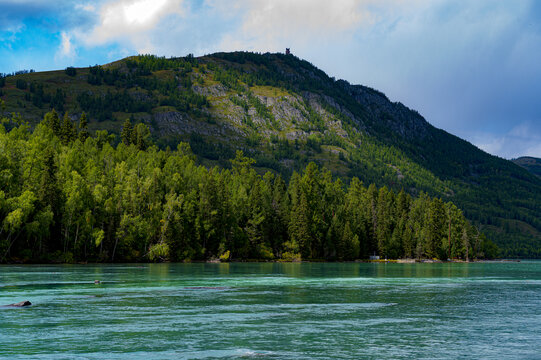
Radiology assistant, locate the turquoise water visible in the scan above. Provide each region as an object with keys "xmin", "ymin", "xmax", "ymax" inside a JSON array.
[{"xmin": 1, "ymin": 262, "xmax": 541, "ymax": 359}]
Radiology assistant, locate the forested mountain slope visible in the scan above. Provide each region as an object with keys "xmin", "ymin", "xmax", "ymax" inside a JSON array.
[
  {"xmin": 1, "ymin": 52, "xmax": 540, "ymax": 257},
  {"xmin": 513, "ymin": 157, "xmax": 541, "ymax": 178}
]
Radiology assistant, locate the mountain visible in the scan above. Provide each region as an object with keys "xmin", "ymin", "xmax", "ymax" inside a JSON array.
[
  {"xmin": 1, "ymin": 52, "xmax": 541, "ymax": 257},
  {"xmin": 513, "ymin": 157, "xmax": 541, "ymax": 178}
]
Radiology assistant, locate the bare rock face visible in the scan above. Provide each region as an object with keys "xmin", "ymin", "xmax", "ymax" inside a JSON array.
[
  {"xmin": 336, "ymin": 81, "xmax": 430, "ymax": 139},
  {"xmin": 153, "ymin": 111, "xmax": 195, "ymax": 136},
  {"xmin": 193, "ymin": 84, "xmax": 227, "ymax": 97},
  {"xmin": 285, "ymin": 130, "xmax": 307, "ymax": 141},
  {"xmin": 5, "ymin": 300, "xmax": 31, "ymax": 307}
]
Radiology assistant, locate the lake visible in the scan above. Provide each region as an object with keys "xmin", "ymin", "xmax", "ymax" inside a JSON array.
[{"xmin": 1, "ymin": 262, "xmax": 540, "ymax": 359}]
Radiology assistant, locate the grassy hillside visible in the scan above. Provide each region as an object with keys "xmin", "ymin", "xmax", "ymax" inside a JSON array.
[
  {"xmin": 513, "ymin": 157, "xmax": 541, "ymax": 178},
  {"xmin": 1, "ymin": 52, "xmax": 541, "ymax": 257}
]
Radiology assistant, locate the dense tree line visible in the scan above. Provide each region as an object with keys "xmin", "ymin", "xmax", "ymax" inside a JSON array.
[
  {"xmin": 77, "ymin": 90, "xmax": 154, "ymax": 121},
  {"xmin": 0, "ymin": 111, "xmax": 497, "ymax": 263},
  {"xmin": 65, "ymin": 67, "xmax": 77, "ymax": 77},
  {"xmin": 81, "ymin": 57, "xmax": 208, "ymax": 116},
  {"xmin": 18, "ymin": 82, "xmax": 66, "ymax": 111}
]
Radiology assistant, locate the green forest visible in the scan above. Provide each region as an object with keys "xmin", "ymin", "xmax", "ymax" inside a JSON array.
[
  {"xmin": 0, "ymin": 112, "xmax": 498, "ymax": 263},
  {"xmin": 1, "ymin": 53, "xmax": 539, "ymax": 258}
]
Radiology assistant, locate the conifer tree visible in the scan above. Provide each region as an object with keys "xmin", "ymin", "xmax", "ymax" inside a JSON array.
[
  {"xmin": 289, "ymin": 191, "xmax": 311, "ymax": 259},
  {"xmin": 43, "ymin": 110, "xmax": 61, "ymax": 136},
  {"xmin": 37, "ymin": 147, "xmax": 62, "ymax": 248},
  {"xmin": 342, "ymin": 221, "xmax": 359, "ymax": 260},
  {"xmin": 60, "ymin": 112, "xmax": 76, "ymax": 145},
  {"xmin": 366, "ymin": 183, "xmax": 379, "ymax": 254},
  {"xmin": 270, "ymin": 174, "xmax": 288, "ymax": 254},
  {"xmin": 426, "ymin": 198, "xmax": 446, "ymax": 259},
  {"xmin": 78, "ymin": 112, "xmax": 89, "ymax": 142},
  {"xmin": 327, "ymin": 214, "xmax": 341, "ymax": 259},
  {"xmin": 133, "ymin": 123, "xmax": 150, "ymax": 150},
  {"xmin": 376, "ymin": 187, "xmax": 393, "ymax": 258},
  {"xmin": 121, "ymin": 117, "xmax": 133, "ymax": 145}
]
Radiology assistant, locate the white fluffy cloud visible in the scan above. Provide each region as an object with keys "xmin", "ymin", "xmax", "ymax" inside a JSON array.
[
  {"xmin": 77, "ymin": 0, "xmax": 184, "ymax": 52},
  {"xmin": 214, "ymin": 0, "xmax": 424, "ymax": 52},
  {"xmin": 237, "ymin": 0, "xmax": 369, "ymax": 34}
]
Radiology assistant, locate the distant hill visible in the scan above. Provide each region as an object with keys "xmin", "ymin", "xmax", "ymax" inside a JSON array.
[
  {"xmin": 1, "ymin": 52, "xmax": 541, "ymax": 257},
  {"xmin": 513, "ymin": 157, "xmax": 541, "ymax": 177}
]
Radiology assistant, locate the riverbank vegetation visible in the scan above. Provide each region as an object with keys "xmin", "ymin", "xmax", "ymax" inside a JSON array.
[{"xmin": 0, "ymin": 112, "xmax": 498, "ymax": 263}]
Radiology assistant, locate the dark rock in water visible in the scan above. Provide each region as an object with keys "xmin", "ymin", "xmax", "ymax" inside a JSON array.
[{"xmin": 6, "ymin": 300, "xmax": 32, "ymax": 307}]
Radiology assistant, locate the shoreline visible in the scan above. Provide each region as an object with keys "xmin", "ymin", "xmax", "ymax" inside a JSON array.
[{"xmin": 0, "ymin": 258, "xmax": 524, "ymax": 265}]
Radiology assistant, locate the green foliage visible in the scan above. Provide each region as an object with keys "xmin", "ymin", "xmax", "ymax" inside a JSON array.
[
  {"xmin": 148, "ymin": 243, "xmax": 170, "ymax": 261},
  {"xmin": 28, "ymin": 82, "xmax": 50, "ymax": 108},
  {"xmin": 125, "ymin": 54, "xmax": 196, "ymax": 74},
  {"xmin": 78, "ymin": 113, "xmax": 89, "ymax": 142},
  {"xmin": 60, "ymin": 113, "xmax": 77, "ymax": 145},
  {"xmin": 512, "ymin": 157, "xmax": 541, "ymax": 177},
  {"xmin": 121, "ymin": 117, "xmax": 133, "ymax": 145},
  {"xmin": 219, "ymin": 250, "xmax": 231, "ymax": 261},
  {"xmin": 86, "ymin": 65, "xmax": 127, "ymax": 86},
  {"xmin": 133, "ymin": 123, "xmax": 151, "ymax": 150},
  {"xmin": 247, "ymin": 92, "xmax": 274, "ymax": 121},
  {"xmin": 120, "ymin": 118, "xmax": 151, "ymax": 150},
  {"xmin": 50, "ymin": 89, "xmax": 65, "ymax": 112},
  {"xmin": 71, "ymin": 57, "xmax": 208, "ymax": 122},
  {"xmin": 42, "ymin": 109, "xmax": 61, "ymax": 135},
  {"xmin": 65, "ymin": 67, "xmax": 77, "ymax": 77},
  {"xmin": 77, "ymin": 90, "xmax": 153, "ymax": 122},
  {"xmin": 16, "ymin": 79, "xmax": 27, "ymax": 90},
  {"xmin": 230, "ymin": 95, "xmax": 249, "ymax": 111},
  {"xmin": 0, "ymin": 118, "xmax": 487, "ymax": 263}
]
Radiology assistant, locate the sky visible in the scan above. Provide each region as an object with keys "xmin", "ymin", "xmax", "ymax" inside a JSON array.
[{"xmin": 1, "ymin": 0, "xmax": 540, "ymax": 159}]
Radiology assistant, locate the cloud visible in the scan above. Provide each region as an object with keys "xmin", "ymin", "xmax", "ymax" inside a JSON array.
[
  {"xmin": 472, "ymin": 122, "xmax": 541, "ymax": 159},
  {"xmin": 0, "ymin": 0, "xmax": 100, "ymax": 32},
  {"xmin": 472, "ymin": 135, "xmax": 506, "ymax": 158},
  {"xmin": 77, "ymin": 0, "xmax": 184, "ymax": 53},
  {"xmin": 74, "ymin": 3, "xmax": 96, "ymax": 12},
  {"xmin": 0, "ymin": 1, "xmax": 57, "ymax": 30},
  {"xmin": 239, "ymin": 0, "xmax": 369, "ymax": 33},
  {"xmin": 56, "ymin": 31, "xmax": 75, "ymax": 59},
  {"xmin": 214, "ymin": 0, "xmax": 401, "ymax": 53},
  {"xmin": 0, "ymin": 23, "xmax": 24, "ymax": 46}
]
